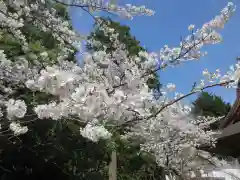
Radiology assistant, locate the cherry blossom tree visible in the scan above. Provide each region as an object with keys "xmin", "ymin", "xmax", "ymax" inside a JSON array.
[{"xmin": 0, "ymin": 0, "xmax": 239, "ymax": 179}]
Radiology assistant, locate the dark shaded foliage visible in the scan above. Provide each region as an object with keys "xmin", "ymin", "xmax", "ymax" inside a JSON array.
[{"xmin": 0, "ymin": 120, "xmax": 110, "ymax": 180}]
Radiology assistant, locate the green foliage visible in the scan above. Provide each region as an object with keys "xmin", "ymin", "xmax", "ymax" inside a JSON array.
[
  {"xmin": 192, "ymin": 92, "xmax": 231, "ymax": 117},
  {"xmin": 53, "ymin": 3, "xmax": 69, "ymax": 20},
  {"xmin": 87, "ymin": 17, "xmax": 145, "ymax": 56},
  {"xmin": 0, "ymin": 1, "xmax": 77, "ymax": 64},
  {"xmin": 115, "ymin": 135, "xmax": 165, "ymax": 180},
  {"xmin": 0, "ymin": 31, "xmax": 24, "ymax": 58}
]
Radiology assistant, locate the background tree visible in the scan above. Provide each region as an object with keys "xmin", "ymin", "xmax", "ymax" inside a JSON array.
[
  {"xmin": 191, "ymin": 92, "xmax": 232, "ymax": 130},
  {"xmin": 86, "ymin": 17, "xmax": 145, "ymax": 56},
  {"xmin": 192, "ymin": 92, "xmax": 231, "ymax": 117}
]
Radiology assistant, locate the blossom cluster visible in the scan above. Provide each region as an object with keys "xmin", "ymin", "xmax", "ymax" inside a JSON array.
[
  {"xmin": 191, "ymin": 61, "xmax": 240, "ymax": 92},
  {"xmin": 126, "ymin": 102, "xmax": 220, "ymax": 174},
  {"xmin": 9, "ymin": 121, "xmax": 28, "ymax": 136},
  {"xmin": 158, "ymin": 2, "xmax": 235, "ymax": 69},
  {"xmin": 6, "ymin": 99, "xmax": 27, "ymax": 120},
  {"xmin": 80, "ymin": 121, "xmax": 112, "ymax": 142}
]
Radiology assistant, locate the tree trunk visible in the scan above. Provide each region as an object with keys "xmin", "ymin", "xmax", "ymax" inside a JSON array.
[{"xmin": 109, "ymin": 150, "xmax": 117, "ymax": 180}]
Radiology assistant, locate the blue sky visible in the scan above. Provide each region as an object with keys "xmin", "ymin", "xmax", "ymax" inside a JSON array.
[{"xmin": 69, "ymin": 0, "xmax": 240, "ymax": 105}]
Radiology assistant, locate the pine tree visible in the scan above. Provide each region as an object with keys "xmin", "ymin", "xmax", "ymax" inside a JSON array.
[{"xmin": 192, "ymin": 92, "xmax": 231, "ymax": 117}]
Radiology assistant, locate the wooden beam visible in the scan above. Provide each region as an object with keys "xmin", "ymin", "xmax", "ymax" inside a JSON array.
[
  {"xmin": 218, "ymin": 121, "xmax": 240, "ymax": 139},
  {"xmin": 219, "ymin": 99, "xmax": 240, "ymax": 129}
]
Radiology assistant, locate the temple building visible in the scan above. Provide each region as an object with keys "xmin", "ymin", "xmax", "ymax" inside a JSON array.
[
  {"xmin": 210, "ymin": 79, "xmax": 240, "ymax": 157},
  {"xmin": 219, "ymin": 80, "xmax": 240, "ymax": 129}
]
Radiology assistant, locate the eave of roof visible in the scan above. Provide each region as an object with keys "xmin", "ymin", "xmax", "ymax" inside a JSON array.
[{"xmin": 219, "ymin": 98, "xmax": 240, "ymax": 129}]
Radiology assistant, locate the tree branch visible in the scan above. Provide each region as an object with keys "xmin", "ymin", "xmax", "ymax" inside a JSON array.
[
  {"xmin": 124, "ymin": 80, "xmax": 234, "ymax": 125},
  {"xmin": 147, "ymin": 80, "xmax": 234, "ymax": 119},
  {"xmin": 141, "ymin": 34, "xmax": 210, "ymax": 78}
]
